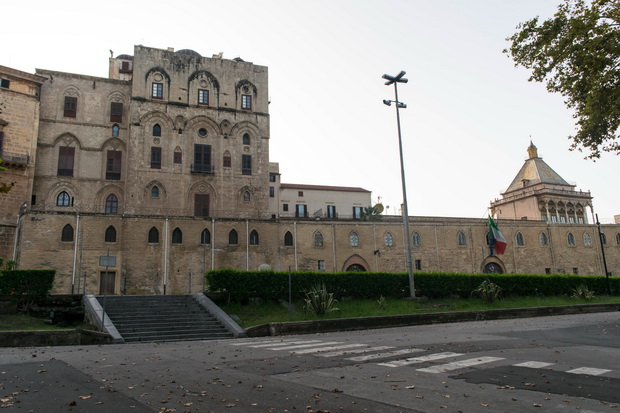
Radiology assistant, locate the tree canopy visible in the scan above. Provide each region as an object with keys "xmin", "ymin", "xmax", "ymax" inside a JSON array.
[
  {"xmin": 505, "ymin": 0, "xmax": 620, "ymax": 159},
  {"xmin": 0, "ymin": 158, "xmax": 14, "ymax": 194}
]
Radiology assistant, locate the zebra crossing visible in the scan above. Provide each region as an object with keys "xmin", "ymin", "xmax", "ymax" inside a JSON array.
[{"xmin": 230, "ymin": 338, "xmax": 613, "ymax": 376}]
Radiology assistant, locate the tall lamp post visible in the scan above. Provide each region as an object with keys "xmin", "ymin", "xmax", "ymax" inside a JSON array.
[{"xmin": 383, "ymin": 70, "xmax": 415, "ymax": 298}]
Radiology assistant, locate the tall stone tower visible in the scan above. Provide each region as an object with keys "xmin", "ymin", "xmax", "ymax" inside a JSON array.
[{"xmin": 490, "ymin": 142, "xmax": 592, "ymax": 223}]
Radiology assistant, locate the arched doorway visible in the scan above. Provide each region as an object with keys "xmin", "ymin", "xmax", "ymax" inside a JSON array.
[
  {"xmin": 346, "ymin": 264, "xmax": 366, "ymax": 272},
  {"xmin": 483, "ymin": 262, "xmax": 504, "ymax": 274},
  {"xmin": 342, "ymin": 254, "xmax": 370, "ymax": 272}
]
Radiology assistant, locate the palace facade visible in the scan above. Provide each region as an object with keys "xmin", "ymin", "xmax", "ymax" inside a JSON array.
[{"xmin": 0, "ymin": 46, "xmax": 618, "ymax": 295}]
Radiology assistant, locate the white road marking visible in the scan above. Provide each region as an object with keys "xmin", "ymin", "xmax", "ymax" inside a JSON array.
[
  {"xmin": 230, "ymin": 338, "xmax": 300, "ymax": 346},
  {"xmin": 377, "ymin": 352, "xmax": 462, "ymax": 367},
  {"xmin": 513, "ymin": 361, "xmax": 554, "ymax": 369},
  {"xmin": 270, "ymin": 341, "xmax": 343, "ymax": 351},
  {"xmin": 348, "ymin": 348, "xmax": 424, "ymax": 362},
  {"xmin": 246, "ymin": 340, "xmax": 323, "ymax": 348},
  {"xmin": 417, "ymin": 356, "xmax": 505, "ymax": 373},
  {"xmin": 292, "ymin": 344, "xmax": 367, "ymax": 354},
  {"xmin": 567, "ymin": 367, "xmax": 611, "ymax": 376},
  {"xmin": 317, "ymin": 346, "xmax": 394, "ymax": 357}
]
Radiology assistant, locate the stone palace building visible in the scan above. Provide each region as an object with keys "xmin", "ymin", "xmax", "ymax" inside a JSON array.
[{"xmin": 0, "ymin": 45, "xmax": 618, "ymax": 295}]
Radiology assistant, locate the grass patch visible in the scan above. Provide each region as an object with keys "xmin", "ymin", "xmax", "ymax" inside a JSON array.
[
  {"xmin": 0, "ymin": 314, "xmax": 63, "ymax": 331},
  {"xmin": 221, "ymin": 295, "xmax": 620, "ymax": 328}
]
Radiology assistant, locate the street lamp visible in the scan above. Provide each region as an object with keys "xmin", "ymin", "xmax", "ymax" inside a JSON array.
[{"xmin": 383, "ymin": 70, "xmax": 415, "ymax": 298}]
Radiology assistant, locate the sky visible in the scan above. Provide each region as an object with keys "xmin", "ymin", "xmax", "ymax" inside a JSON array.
[{"xmin": 4, "ymin": 0, "xmax": 618, "ymax": 223}]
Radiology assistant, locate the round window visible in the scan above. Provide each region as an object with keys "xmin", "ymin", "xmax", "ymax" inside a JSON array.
[{"xmin": 198, "ymin": 128, "xmax": 207, "ymax": 137}]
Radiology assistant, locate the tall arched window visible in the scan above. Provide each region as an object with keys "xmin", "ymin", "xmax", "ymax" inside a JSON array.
[
  {"xmin": 229, "ymin": 229, "xmax": 238, "ymax": 245},
  {"xmin": 384, "ymin": 232, "xmax": 394, "ymax": 247},
  {"xmin": 284, "ymin": 231, "xmax": 293, "ymax": 246},
  {"xmin": 56, "ymin": 191, "xmax": 71, "ymax": 207},
  {"xmin": 601, "ymin": 232, "xmax": 607, "ymax": 246},
  {"xmin": 61, "ymin": 224, "xmax": 74, "ymax": 242},
  {"xmin": 457, "ymin": 231, "xmax": 466, "ymax": 246},
  {"xmin": 151, "ymin": 186, "xmax": 160, "ymax": 198},
  {"xmin": 349, "ymin": 232, "xmax": 359, "ymax": 247},
  {"xmin": 200, "ymin": 228, "xmax": 211, "ymax": 245},
  {"xmin": 105, "ymin": 194, "xmax": 118, "ymax": 214},
  {"xmin": 105, "ymin": 226, "xmax": 117, "ymax": 243},
  {"xmin": 153, "ymin": 124, "xmax": 161, "ymax": 137},
  {"xmin": 243, "ymin": 191, "xmax": 251, "ymax": 202},
  {"xmin": 172, "ymin": 227, "xmax": 182, "ymax": 244},
  {"xmin": 567, "ymin": 232, "xmax": 575, "ymax": 246},
  {"xmin": 516, "ymin": 232, "xmax": 524, "ymax": 246},
  {"xmin": 412, "ymin": 232, "xmax": 421, "ymax": 247},
  {"xmin": 148, "ymin": 227, "xmax": 159, "ymax": 243},
  {"xmin": 616, "ymin": 232, "xmax": 620, "ymax": 246},
  {"xmin": 540, "ymin": 232, "xmax": 548, "ymax": 246},
  {"xmin": 242, "ymin": 133, "xmax": 250, "ymax": 145},
  {"xmin": 250, "ymin": 230, "xmax": 259, "ymax": 245},
  {"xmin": 584, "ymin": 232, "xmax": 591, "ymax": 246},
  {"xmin": 314, "ymin": 231, "xmax": 323, "ymax": 247},
  {"xmin": 112, "ymin": 124, "xmax": 120, "ymax": 137}
]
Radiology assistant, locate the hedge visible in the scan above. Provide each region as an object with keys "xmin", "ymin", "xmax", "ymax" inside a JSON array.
[
  {"xmin": 205, "ymin": 269, "xmax": 619, "ymax": 303},
  {"xmin": 0, "ymin": 270, "xmax": 56, "ymax": 312}
]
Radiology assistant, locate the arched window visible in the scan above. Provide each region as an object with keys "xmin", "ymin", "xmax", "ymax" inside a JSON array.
[
  {"xmin": 412, "ymin": 232, "xmax": 421, "ymax": 247},
  {"xmin": 229, "ymin": 229, "xmax": 238, "ymax": 245},
  {"xmin": 567, "ymin": 232, "xmax": 575, "ymax": 246},
  {"xmin": 457, "ymin": 231, "xmax": 466, "ymax": 246},
  {"xmin": 153, "ymin": 124, "xmax": 161, "ymax": 137},
  {"xmin": 172, "ymin": 227, "xmax": 182, "ymax": 244},
  {"xmin": 284, "ymin": 231, "xmax": 293, "ymax": 246},
  {"xmin": 350, "ymin": 232, "xmax": 359, "ymax": 247},
  {"xmin": 105, "ymin": 194, "xmax": 118, "ymax": 214},
  {"xmin": 516, "ymin": 232, "xmax": 524, "ymax": 246},
  {"xmin": 61, "ymin": 224, "xmax": 74, "ymax": 242},
  {"xmin": 314, "ymin": 231, "xmax": 323, "ymax": 247},
  {"xmin": 105, "ymin": 226, "xmax": 116, "ymax": 243},
  {"xmin": 112, "ymin": 124, "xmax": 119, "ymax": 137},
  {"xmin": 616, "ymin": 232, "xmax": 620, "ymax": 246},
  {"xmin": 584, "ymin": 232, "xmax": 591, "ymax": 246},
  {"xmin": 56, "ymin": 191, "xmax": 71, "ymax": 207},
  {"xmin": 250, "ymin": 230, "xmax": 259, "ymax": 245},
  {"xmin": 200, "ymin": 229, "xmax": 211, "ymax": 245},
  {"xmin": 384, "ymin": 232, "xmax": 393, "ymax": 247},
  {"xmin": 601, "ymin": 232, "xmax": 607, "ymax": 246},
  {"xmin": 540, "ymin": 232, "xmax": 548, "ymax": 246},
  {"xmin": 148, "ymin": 227, "xmax": 159, "ymax": 243},
  {"xmin": 151, "ymin": 186, "xmax": 160, "ymax": 198},
  {"xmin": 242, "ymin": 133, "xmax": 250, "ymax": 145},
  {"xmin": 243, "ymin": 191, "xmax": 251, "ymax": 202}
]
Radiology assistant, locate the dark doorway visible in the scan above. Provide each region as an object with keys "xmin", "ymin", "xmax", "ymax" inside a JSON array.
[{"xmin": 483, "ymin": 263, "xmax": 503, "ymax": 274}]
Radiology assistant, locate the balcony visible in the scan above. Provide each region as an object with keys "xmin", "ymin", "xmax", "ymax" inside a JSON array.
[
  {"xmin": 0, "ymin": 151, "xmax": 29, "ymax": 167},
  {"xmin": 191, "ymin": 163, "xmax": 214, "ymax": 174}
]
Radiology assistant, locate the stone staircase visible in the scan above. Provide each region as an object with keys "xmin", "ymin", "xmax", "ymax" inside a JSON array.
[{"xmin": 95, "ymin": 295, "xmax": 235, "ymax": 343}]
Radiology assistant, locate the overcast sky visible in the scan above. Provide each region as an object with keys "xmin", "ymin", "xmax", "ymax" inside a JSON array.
[{"xmin": 4, "ymin": 0, "xmax": 618, "ymax": 223}]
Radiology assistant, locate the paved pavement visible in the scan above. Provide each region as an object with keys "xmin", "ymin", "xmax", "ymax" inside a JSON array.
[{"xmin": 1, "ymin": 311, "xmax": 620, "ymax": 412}]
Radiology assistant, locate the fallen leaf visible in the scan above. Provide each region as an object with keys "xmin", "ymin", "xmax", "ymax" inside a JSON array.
[{"xmin": 79, "ymin": 395, "xmax": 92, "ymax": 400}]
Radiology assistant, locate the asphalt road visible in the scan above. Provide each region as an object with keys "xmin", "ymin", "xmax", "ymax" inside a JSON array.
[{"xmin": 1, "ymin": 311, "xmax": 619, "ymax": 412}]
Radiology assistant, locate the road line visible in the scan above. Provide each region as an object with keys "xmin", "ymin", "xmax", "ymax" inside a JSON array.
[
  {"xmin": 417, "ymin": 356, "xmax": 505, "ymax": 373},
  {"xmin": 567, "ymin": 367, "xmax": 611, "ymax": 376},
  {"xmin": 269, "ymin": 341, "xmax": 343, "ymax": 351},
  {"xmin": 317, "ymin": 346, "xmax": 394, "ymax": 357},
  {"xmin": 245, "ymin": 340, "xmax": 323, "ymax": 348},
  {"xmin": 347, "ymin": 348, "xmax": 424, "ymax": 362},
  {"xmin": 230, "ymin": 338, "xmax": 300, "ymax": 346},
  {"xmin": 513, "ymin": 361, "xmax": 554, "ymax": 369},
  {"xmin": 378, "ymin": 352, "xmax": 462, "ymax": 367},
  {"xmin": 292, "ymin": 344, "xmax": 367, "ymax": 354}
]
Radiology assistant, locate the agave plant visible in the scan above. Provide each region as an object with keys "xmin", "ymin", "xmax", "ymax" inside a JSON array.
[
  {"xmin": 303, "ymin": 282, "xmax": 339, "ymax": 316},
  {"xmin": 473, "ymin": 279, "xmax": 502, "ymax": 303},
  {"xmin": 572, "ymin": 284, "xmax": 594, "ymax": 301}
]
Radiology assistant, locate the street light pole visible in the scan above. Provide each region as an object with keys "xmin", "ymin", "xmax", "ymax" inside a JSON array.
[{"xmin": 383, "ymin": 71, "xmax": 415, "ymax": 298}]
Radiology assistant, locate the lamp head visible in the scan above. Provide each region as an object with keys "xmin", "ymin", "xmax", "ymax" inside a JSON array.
[
  {"xmin": 382, "ymin": 99, "xmax": 392, "ymax": 106},
  {"xmin": 397, "ymin": 102, "xmax": 407, "ymax": 109}
]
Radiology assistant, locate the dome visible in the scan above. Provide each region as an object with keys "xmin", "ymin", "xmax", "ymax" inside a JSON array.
[
  {"xmin": 115, "ymin": 54, "xmax": 133, "ymax": 60},
  {"xmin": 176, "ymin": 49, "xmax": 201, "ymax": 58}
]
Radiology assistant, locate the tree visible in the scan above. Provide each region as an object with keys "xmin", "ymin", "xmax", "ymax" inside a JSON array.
[
  {"xmin": 505, "ymin": 0, "xmax": 620, "ymax": 159},
  {"xmin": 361, "ymin": 206, "xmax": 382, "ymax": 221}
]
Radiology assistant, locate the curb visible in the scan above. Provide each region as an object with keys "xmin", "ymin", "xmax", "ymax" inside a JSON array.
[{"xmin": 245, "ymin": 303, "xmax": 620, "ymax": 337}]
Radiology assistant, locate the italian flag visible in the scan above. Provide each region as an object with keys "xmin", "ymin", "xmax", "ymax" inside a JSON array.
[{"xmin": 488, "ymin": 216, "xmax": 507, "ymax": 255}]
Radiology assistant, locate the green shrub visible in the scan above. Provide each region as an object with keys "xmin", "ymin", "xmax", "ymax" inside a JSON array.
[
  {"xmin": 377, "ymin": 295, "xmax": 387, "ymax": 310},
  {"xmin": 303, "ymin": 283, "xmax": 339, "ymax": 316},
  {"xmin": 0, "ymin": 270, "xmax": 56, "ymax": 313},
  {"xmin": 473, "ymin": 279, "xmax": 502, "ymax": 302},
  {"xmin": 572, "ymin": 284, "xmax": 595, "ymax": 301}
]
